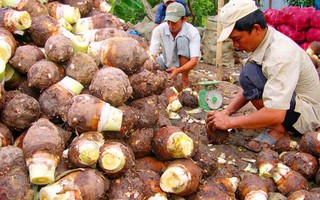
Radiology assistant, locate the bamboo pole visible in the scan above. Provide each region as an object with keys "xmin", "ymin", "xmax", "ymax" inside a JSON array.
[
  {"xmin": 215, "ymin": 0, "xmax": 224, "ymax": 81},
  {"xmin": 141, "ymin": 0, "xmax": 154, "ymax": 21}
]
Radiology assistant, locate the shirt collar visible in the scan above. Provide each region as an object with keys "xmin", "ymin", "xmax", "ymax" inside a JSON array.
[
  {"xmin": 164, "ymin": 22, "xmax": 188, "ymax": 38},
  {"xmin": 249, "ymin": 26, "xmax": 273, "ymax": 65}
]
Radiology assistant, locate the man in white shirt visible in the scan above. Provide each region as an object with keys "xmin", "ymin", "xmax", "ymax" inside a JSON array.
[{"xmin": 149, "ymin": 2, "xmax": 201, "ymax": 88}]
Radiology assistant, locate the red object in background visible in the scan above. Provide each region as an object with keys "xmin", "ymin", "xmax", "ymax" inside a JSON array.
[
  {"xmin": 310, "ymin": 11, "xmax": 320, "ymax": 28},
  {"xmin": 300, "ymin": 41, "xmax": 312, "ymax": 50},
  {"xmin": 264, "ymin": 9, "xmax": 289, "ymax": 26},
  {"xmin": 277, "ymin": 24, "xmax": 306, "ymax": 43},
  {"xmin": 305, "ymin": 28, "xmax": 320, "ymax": 42}
]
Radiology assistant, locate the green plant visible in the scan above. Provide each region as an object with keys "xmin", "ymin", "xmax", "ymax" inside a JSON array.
[{"xmin": 282, "ymin": 0, "xmax": 315, "ymax": 7}]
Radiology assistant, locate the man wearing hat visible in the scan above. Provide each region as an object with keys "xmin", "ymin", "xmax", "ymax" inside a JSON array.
[
  {"xmin": 149, "ymin": 2, "xmax": 201, "ymax": 88},
  {"xmin": 154, "ymin": 0, "xmax": 189, "ymax": 28},
  {"xmin": 205, "ymin": 0, "xmax": 320, "ymax": 152}
]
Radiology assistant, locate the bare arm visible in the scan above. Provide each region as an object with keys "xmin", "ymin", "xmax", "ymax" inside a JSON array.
[{"xmin": 167, "ymin": 56, "xmax": 198, "ymax": 79}]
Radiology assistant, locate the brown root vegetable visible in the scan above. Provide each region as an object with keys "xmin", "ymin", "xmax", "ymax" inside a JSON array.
[
  {"xmin": 9, "ymin": 44, "xmax": 46, "ymax": 74},
  {"xmin": 272, "ymin": 163, "xmax": 309, "ymax": 196},
  {"xmin": 99, "ymin": 37, "xmax": 149, "ymax": 75},
  {"xmin": 134, "ymin": 156, "xmax": 167, "ymax": 175},
  {"xmin": 81, "ymin": 27, "xmax": 128, "ymax": 42},
  {"xmin": 280, "ymin": 151, "xmax": 319, "ymax": 180},
  {"xmin": 3, "ymin": 0, "xmax": 48, "ymax": 18},
  {"xmin": 0, "ymin": 122, "xmax": 13, "ymax": 147},
  {"xmin": 157, "ymin": 93, "xmax": 172, "ymax": 127},
  {"xmin": 237, "ymin": 173, "xmax": 269, "ymax": 200},
  {"xmin": 29, "ymin": 15, "xmax": 61, "ymax": 47},
  {"xmin": 67, "ymin": 94, "xmax": 123, "ymax": 133},
  {"xmin": 108, "ymin": 169, "xmax": 144, "ymax": 199},
  {"xmin": 299, "ymin": 131, "xmax": 320, "ymax": 156},
  {"xmin": 126, "ymin": 128, "xmax": 154, "ymax": 158},
  {"xmin": 92, "ymin": 0, "xmax": 111, "ymax": 12},
  {"xmin": 142, "ymin": 58, "xmax": 161, "ymax": 73},
  {"xmin": 66, "ymin": 52, "xmax": 99, "ymax": 88},
  {"xmin": 129, "ymin": 69, "xmax": 166, "ymax": 99},
  {"xmin": 89, "ymin": 67, "xmax": 132, "ymax": 107},
  {"xmin": 27, "ymin": 59, "xmax": 65, "ymax": 91},
  {"xmin": 288, "ymin": 190, "xmax": 316, "ymax": 200},
  {"xmin": 0, "ymin": 27, "xmax": 17, "ymax": 63},
  {"xmin": 178, "ymin": 88, "xmax": 199, "ymax": 108},
  {"xmin": 39, "ymin": 168, "xmax": 109, "ymax": 200},
  {"xmin": 316, "ymin": 168, "xmax": 320, "ymax": 185},
  {"xmin": 137, "ymin": 170, "xmax": 168, "ymax": 199},
  {"xmin": 98, "ymin": 140, "xmax": 135, "ymax": 178},
  {"xmin": 206, "ymin": 126, "xmax": 229, "ymax": 144},
  {"xmin": 45, "ymin": 34, "xmax": 73, "ymax": 63},
  {"xmin": 0, "ymin": 146, "xmax": 34, "ymax": 200},
  {"xmin": 45, "ymin": 2, "xmax": 80, "ymax": 24},
  {"xmin": 160, "ymin": 158, "xmax": 202, "ymax": 196},
  {"xmin": 73, "ymin": 13, "xmax": 127, "ymax": 34},
  {"xmin": 164, "ymin": 86, "xmax": 182, "ymax": 112},
  {"xmin": 192, "ymin": 145, "xmax": 219, "ymax": 177},
  {"xmin": 256, "ymin": 149, "xmax": 280, "ymax": 178},
  {"xmin": 61, "ymin": 0, "xmax": 92, "ymax": 17},
  {"xmin": 129, "ymin": 95, "xmax": 159, "ymax": 129},
  {"xmin": 22, "ymin": 118, "xmax": 64, "ymax": 185},
  {"xmin": 68, "ymin": 132, "xmax": 104, "ymax": 168},
  {"xmin": 0, "ymin": 8, "xmax": 31, "ymax": 34},
  {"xmin": 39, "ymin": 76, "xmax": 84, "ymax": 122},
  {"xmin": 271, "ymin": 137, "xmax": 299, "ymax": 153},
  {"xmin": 17, "ymin": 77, "xmax": 40, "ymax": 99},
  {"xmin": 1, "ymin": 91, "xmax": 40, "ymax": 131},
  {"xmin": 152, "ymin": 125, "xmax": 195, "ymax": 161}
]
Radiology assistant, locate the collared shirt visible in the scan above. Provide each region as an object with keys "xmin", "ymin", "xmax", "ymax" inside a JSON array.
[
  {"xmin": 249, "ymin": 26, "xmax": 320, "ymax": 133},
  {"xmin": 154, "ymin": 0, "xmax": 189, "ymax": 24},
  {"xmin": 149, "ymin": 22, "xmax": 201, "ymax": 68}
]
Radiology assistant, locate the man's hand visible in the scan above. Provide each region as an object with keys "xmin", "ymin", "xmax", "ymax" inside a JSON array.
[
  {"xmin": 205, "ymin": 111, "xmax": 230, "ymax": 131},
  {"xmin": 166, "ymin": 67, "xmax": 180, "ymax": 80}
]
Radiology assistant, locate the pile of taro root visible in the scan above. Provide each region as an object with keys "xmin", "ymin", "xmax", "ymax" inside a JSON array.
[{"xmin": 1, "ymin": 0, "xmax": 320, "ymax": 199}]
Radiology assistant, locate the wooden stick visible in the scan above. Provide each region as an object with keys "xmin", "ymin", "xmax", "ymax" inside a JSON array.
[
  {"xmin": 215, "ymin": 0, "xmax": 224, "ymax": 81},
  {"xmin": 140, "ymin": 0, "xmax": 154, "ymax": 21}
]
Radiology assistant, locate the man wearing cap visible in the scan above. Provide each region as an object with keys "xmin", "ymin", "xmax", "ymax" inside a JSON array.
[
  {"xmin": 154, "ymin": 0, "xmax": 189, "ymax": 28},
  {"xmin": 149, "ymin": 2, "xmax": 200, "ymax": 88},
  {"xmin": 205, "ymin": 0, "xmax": 320, "ymax": 152}
]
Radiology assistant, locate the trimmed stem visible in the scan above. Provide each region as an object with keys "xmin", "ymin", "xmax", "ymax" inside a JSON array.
[
  {"xmin": 39, "ymin": 181, "xmax": 80, "ymax": 200},
  {"xmin": 272, "ymin": 163, "xmax": 291, "ymax": 184},
  {"xmin": 61, "ymin": 28, "xmax": 89, "ymax": 53},
  {"xmin": 98, "ymin": 102, "xmax": 123, "ymax": 131},
  {"xmin": 77, "ymin": 140, "xmax": 100, "ymax": 166},
  {"xmin": 245, "ymin": 190, "xmax": 268, "ymax": 200},
  {"xmin": 2, "ymin": 0, "xmax": 22, "ymax": 8},
  {"xmin": 0, "ymin": 37, "xmax": 13, "ymax": 62},
  {"xmin": 160, "ymin": 166, "xmax": 189, "ymax": 194},
  {"xmin": 259, "ymin": 163, "xmax": 274, "ymax": 178},
  {"xmin": 167, "ymin": 132, "xmax": 194, "ymax": 159},
  {"xmin": 100, "ymin": 147, "xmax": 125, "ymax": 172},
  {"xmin": 5, "ymin": 9, "xmax": 31, "ymax": 31},
  {"xmin": 58, "ymin": 76, "xmax": 84, "ymax": 95}
]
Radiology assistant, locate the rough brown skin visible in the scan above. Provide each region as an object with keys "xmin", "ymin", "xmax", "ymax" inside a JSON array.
[
  {"xmin": 129, "ymin": 69, "xmax": 166, "ymax": 99},
  {"xmin": 0, "ymin": 27, "xmax": 16, "ymax": 58},
  {"xmin": 136, "ymin": 169, "xmax": 167, "ymax": 199},
  {"xmin": 126, "ymin": 128, "xmax": 154, "ymax": 158},
  {"xmin": 237, "ymin": 173, "xmax": 268, "ymax": 200},
  {"xmin": 142, "ymin": 58, "xmax": 161, "ymax": 73},
  {"xmin": 162, "ymin": 159, "xmax": 202, "ymax": 196},
  {"xmin": 257, "ymin": 149, "xmax": 280, "ymax": 173},
  {"xmin": 0, "ymin": 146, "xmax": 34, "ymax": 200},
  {"xmin": 134, "ymin": 156, "xmax": 167, "ymax": 175},
  {"xmin": 103, "ymin": 105, "xmax": 138, "ymax": 139},
  {"xmin": 98, "ymin": 140, "xmax": 135, "ymax": 178},
  {"xmin": 60, "ymin": 0, "xmax": 93, "ymax": 17},
  {"xmin": 0, "ymin": 122, "xmax": 13, "ymax": 147},
  {"xmin": 45, "ymin": 34, "xmax": 73, "ymax": 63},
  {"xmin": 210, "ymin": 175, "xmax": 238, "ymax": 198},
  {"xmin": 192, "ymin": 145, "xmax": 219, "ymax": 178},
  {"xmin": 271, "ymin": 137, "xmax": 298, "ymax": 153},
  {"xmin": 38, "ymin": 81, "xmax": 76, "ymax": 122},
  {"xmin": 288, "ymin": 190, "xmax": 316, "ymax": 200},
  {"xmin": 100, "ymin": 37, "xmax": 149, "ymax": 75},
  {"xmin": 179, "ymin": 90, "xmax": 199, "ymax": 108},
  {"xmin": 89, "ymin": 67, "xmax": 132, "ymax": 107},
  {"xmin": 299, "ymin": 131, "xmax": 320, "ymax": 156},
  {"xmin": 280, "ymin": 152, "xmax": 319, "ymax": 180},
  {"xmin": 316, "ymin": 169, "xmax": 320, "ymax": 185},
  {"xmin": 0, "ymin": 86, "xmax": 5, "ymax": 111},
  {"xmin": 129, "ymin": 95, "xmax": 159, "ymax": 129},
  {"xmin": 16, "ymin": 0, "xmax": 48, "ymax": 18},
  {"xmin": 157, "ymin": 93, "xmax": 172, "ymax": 127},
  {"xmin": 16, "ymin": 77, "xmax": 40, "ymax": 99},
  {"xmin": 85, "ymin": 27, "xmax": 129, "ymax": 42},
  {"xmin": 206, "ymin": 125, "xmax": 230, "ymax": 144},
  {"xmin": 108, "ymin": 169, "xmax": 144, "ymax": 200},
  {"xmin": 1, "ymin": 91, "xmax": 40, "ymax": 131},
  {"xmin": 9, "ymin": 45, "xmax": 46, "ymax": 74},
  {"xmin": 27, "ymin": 59, "xmax": 65, "ymax": 91},
  {"xmin": 22, "ymin": 118, "xmax": 64, "ymax": 160},
  {"xmin": 66, "ymin": 52, "xmax": 99, "ymax": 88}
]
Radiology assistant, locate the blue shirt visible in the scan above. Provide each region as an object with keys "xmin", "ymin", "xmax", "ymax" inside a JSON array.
[{"xmin": 154, "ymin": 0, "xmax": 189, "ymax": 24}]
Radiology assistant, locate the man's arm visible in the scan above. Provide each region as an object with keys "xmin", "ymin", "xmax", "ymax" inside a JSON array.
[{"xmin": 167, "ymin": 56, "xmax": 198, "ymax": 80}]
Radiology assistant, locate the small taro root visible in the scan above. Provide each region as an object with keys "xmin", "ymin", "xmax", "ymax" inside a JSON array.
[
  {"xmin": 316, "ymin": 168, "xmax": 320, "ymax": 185},
  {"xmin": 0, "ymin": 146, "xmax": 34, "ymax": 200},
  {"xmin": 129, "ymin": 95, "xmax": 159, "ymax": 129},
  {"xmin": 192, "ymin": 145, "xmax": 219, "ymax": 177},
  {"xmin": 0, "ymin": 8, "xmax": 31, "ymax": 34},
  {"xmin": 134, "ymin": 156, "xmax": 167, "ymax": 175},
  {"xmin": 1, "ymin": 91, "xmax": 40, "ymax": 131},
  {"xmin": 272, "ymin": 163, "xmax": 309, "ymax": 196},
  {"xmin": 206, "ymin": 125, "xmax": 229, "ymax": 144},
  {"xmin": 39, "ymin": 76, "xmax": 84, "ymax": 122},
  {"xmin": 4, "ymin": 0, "xmax": 48, "ymax": 18},
  {"xmin": 9, "ymin": 45, "xmax": 46, "ymax": 74},
  {"xmin": 67, "ymin": 94, "xmax": 123, "ymax": 133},
  {"xmin": 66, "ymin": 52, "xmax": 99, "ymax": 88},
  {"xmin": 68, "ymin": 132, "xmax": 105, "ymax": 168},
  {"xmin": 271, "ymin": 137, "xmax": 299, "ymax": 153},
  {"xmin": 61, "ymin": 0, "xmax": 93, "ymax": 17},
  {"xmin": 23, "ymin": 118, "xmax": 64, "ymax": 185},
  {"xmin": 165, "ymin": 86, "xmax": 182, "ymax": 113},
  {"xmin": 237, "ymin": 173, "xmax": 268, "ymax": 200},
  {"xmin": 45, "ymin": 34, "xmax": 73, "ymax": 63},
  {"xmin": 39, "ymin": 168, "xmax": 109, "ymax": 200},
  {"xmin": 129, "ymin": 69, "xmax": 166, "ymax": 99},
  {"xmin": 152, "ymin": 125, "xmax": 195, "ymax": 161},
  {"xmin": 89, "ymin": 67, "xmax": 132, "ymax": 107},
  {"xmin": 137, "ymin": 170, "xmax": 168, "ymax": 199},
  {"xmin": 211, "ymin": 175, "xmax": 240, "ymax": 196},
  {"xmin": 0, "ymin": 27, "xmax": 17, "ymax": 62},
  {"xmin": 178, "ymin": 88, "xmax": 199, "ymax": 108},
  {"xmin": 80, "ymin": 27, "xmax": 128, "ymax": 43},
  {"xmin": 108, "ymin": 169, "xmax": 144, "ymax": 200},
  {"xmin": 126, "ymin": 128, "xmax": 154, "ymax": 158},
  {"xmin": 160, "ymin": 158, "xmax": 202, "ymax": 196},
  {"xmin": 27, "ymin": 59, "xmax": 65, "ymax": 91},
  {"xmin": 29, "ymin": 15, "xmax": 60, "ymax": 47},
  {"xmin": 288, "ymin": 190, "xmax": 318, "ymax": 200},
  {"xmin": 280, "ymin": 151, "xmax": 319, "ymax": 180},
  {"xmin": 0, "ymin": 122, "xmax": 13, "ymax": 147},
  {"xmin": 256, "ymin": 149, "xmax": 280, "ymax": 178},
  {"xmin": 98, "ymin": 140, "xmax": 135, "ymax": 178},
  {"xmin": 99, "ymin": 37, "xmax": 149, "ymax": 75},
  {"xmin": 299, "ymin": 131, "xmax": 320, "ymax": 156},
  {"xmin": 45, "ymin": 2, "xmax": 80, "ymax": 24}
]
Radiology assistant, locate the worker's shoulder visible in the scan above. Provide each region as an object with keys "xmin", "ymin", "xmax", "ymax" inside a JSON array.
[{"xmin": 176, "ymin": 0, "xmax": 187, "ymax": 6}]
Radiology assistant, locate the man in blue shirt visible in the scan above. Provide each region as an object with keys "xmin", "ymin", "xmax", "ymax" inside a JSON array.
[{"xmin": 154, "ymin": 0, "xmax": 189, "ymax": 28}]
